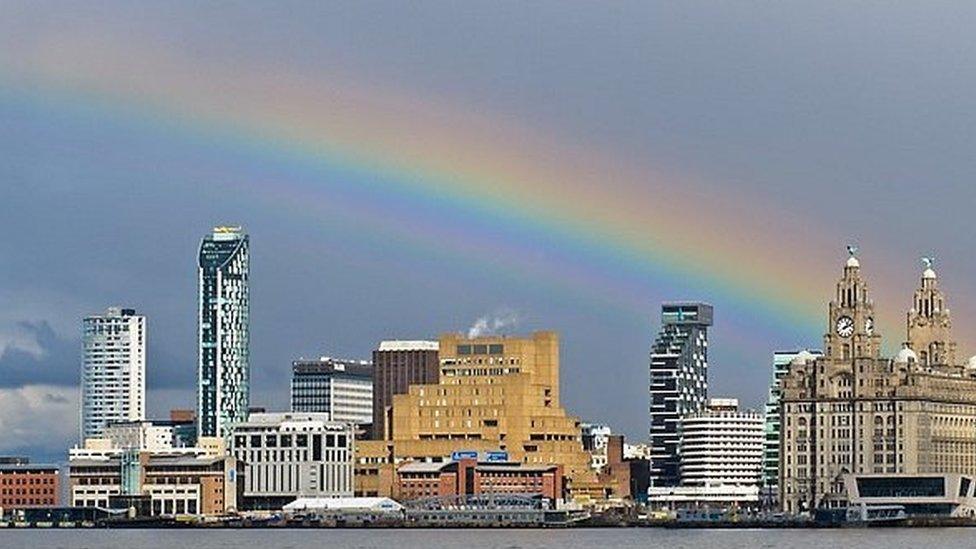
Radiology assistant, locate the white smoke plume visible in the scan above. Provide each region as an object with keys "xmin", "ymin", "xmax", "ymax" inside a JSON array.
[{"xmin": 467, "ymin": 309, "xmax": 520, "ymax": 338}]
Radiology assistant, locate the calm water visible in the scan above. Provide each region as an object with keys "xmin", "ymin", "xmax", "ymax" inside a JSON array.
[{"xmin": 1, "ymin": 528, "xmax": 974, "ymax": 549}]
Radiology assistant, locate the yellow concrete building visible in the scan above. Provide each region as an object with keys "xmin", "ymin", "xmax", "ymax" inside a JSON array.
[{"xmin": 355, "ymin": 331, "xmax": 601, "ymax": 498}]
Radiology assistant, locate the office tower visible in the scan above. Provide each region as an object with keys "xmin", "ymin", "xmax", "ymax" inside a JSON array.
[
  {"xmin": 230, "ymin": 413, "xmax": 354, "ymax": 510},
  {"xmin": 762, "ymin": 350, "xmax": 821, "ymax": 497},
  {"xmin": 780, "ymin": 254, "xmax": 976, "ymax": 514},
  {"xmin": 371, "ymin": 340, "xmax": 440, "ymax": 440},
  {"xmin": 81, "ymin": 307, "xmax": 146, "ymax": 440},
  {"xmin": 290, "ymin": 357, "xmax": 373, "ymax": 424},
  {"xmin": 197, "ymin": 225, "xmax": 250, "ymax": 439},
  {"xmin": 648, "ymin": 302, "xmax": 713, "ymax": 487}
]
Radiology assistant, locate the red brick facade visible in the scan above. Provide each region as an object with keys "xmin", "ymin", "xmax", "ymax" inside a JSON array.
[
  {"xmin": 396, "ymin": 458, "xmax": 563, "ymax": 502},
  {"xmin": 0, "ymin": 465, "xmax": 60, "ymax": 509}
]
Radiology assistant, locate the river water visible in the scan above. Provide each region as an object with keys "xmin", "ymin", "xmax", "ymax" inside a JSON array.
[{"xmin": 1, "ymin": 528, "xmax": 972, "ymax": 549}]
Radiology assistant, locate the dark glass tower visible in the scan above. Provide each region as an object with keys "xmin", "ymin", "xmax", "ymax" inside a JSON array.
[
  {"xmin": 198, "ymin": 226, "xmax": 250, "ymax": 439},
  {"xmin": 648, "ymin": 302, "xmax": 713, "ymax": 487}
]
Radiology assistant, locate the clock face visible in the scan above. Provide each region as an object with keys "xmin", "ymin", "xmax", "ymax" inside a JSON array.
[
  {"xmin": 836, "ymin": 315, "xmax": 855, "ymax": 338},
  {"xmin": 865, "ymin": 317, "xmax": 874, "ymax": 335}
]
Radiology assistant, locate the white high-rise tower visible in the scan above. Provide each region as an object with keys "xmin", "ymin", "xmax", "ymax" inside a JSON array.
[{"xmin": 81, "ymin": 307, "xmax": 146, "ymax": 440}]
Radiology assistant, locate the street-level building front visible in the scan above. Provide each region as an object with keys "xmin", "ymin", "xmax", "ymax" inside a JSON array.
[
  {"xmin": 0, "ymin": 459, "xmax": 60, "ymax": 510},
  {"xmin": 230, "ymin": 413, "xmax": 354, "ymax": 510},
  {"xmin": 69, "ymin": 451, "xmax": 240, "ymax": 516}
]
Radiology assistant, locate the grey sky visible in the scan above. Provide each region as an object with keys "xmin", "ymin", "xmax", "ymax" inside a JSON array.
[{"xmin": 2, "ymin": 2, "xmax": 976, "ymax": 459}]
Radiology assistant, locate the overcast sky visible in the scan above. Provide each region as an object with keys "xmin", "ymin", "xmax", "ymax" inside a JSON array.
[{"xmin": 3, "ymin": 2, "xmax": 976, "ymax": 460}]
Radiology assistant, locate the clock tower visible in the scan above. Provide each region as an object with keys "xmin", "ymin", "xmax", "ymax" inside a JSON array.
[{"xmin": 823, "ymin": 249, "xmax": 882, "ymax": 362}]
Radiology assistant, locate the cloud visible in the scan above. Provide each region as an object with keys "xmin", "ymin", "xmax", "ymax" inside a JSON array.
[
  {"xmin": 0, "ymin": 320, "xmax": 48, "ymax": 358},
  {"xmin": 0, "ymin": 319, "xmax": 194, "ymax": 391},
  {"xmin": 0, "ymin": 385, "xmax": 79, "ymax": 457},
  {"xmin": 0, "ymin": 321, "xmax": 78, "ymax": 388},
  {"xmin": 467, "ymin": 309, "xmax": 520, "ymax": 338}
]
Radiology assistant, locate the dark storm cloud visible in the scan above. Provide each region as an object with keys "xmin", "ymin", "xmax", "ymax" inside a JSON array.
[
  {"xmin": 0, "ymin": 322, "xmax": 77, "ymax": 388},
  {"xmin": 0, "ymin": 321, "xmax": 192, "ymax": 390}
]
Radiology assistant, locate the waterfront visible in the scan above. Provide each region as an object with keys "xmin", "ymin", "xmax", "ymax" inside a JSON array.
[{"xmin": 1, "ymin": 528, "xmax": 974, "ymax": 549}]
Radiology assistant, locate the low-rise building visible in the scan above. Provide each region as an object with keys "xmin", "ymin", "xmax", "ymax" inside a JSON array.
[
  {"xmin": 844, "ymin": 473, "xmax": 976, "ymax": 518},
  {"xmin": 230, "ymin": 412, "xmax": 354, "ymax": 510},
  {"xmin": 581, "ymin": 423, "xmax": 612, "ymax": 471},
  {"xmin": 0, "ymin": 458, "xmax": 60, "ymax": 511},
  {"xmin": 68, "ymin": 451, "xmax": 240, "ymax": 516},
  {"xmin": 104, "ymin": 421, "xmax": 180, "ymax": 451},
  {"xmin": 396, "ymin": 455, "xmax": 564, "ymax": 504}
]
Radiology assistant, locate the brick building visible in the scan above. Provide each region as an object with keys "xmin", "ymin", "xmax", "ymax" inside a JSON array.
[
  {"xmin": 396, "ymin": 457, "xmax": 564, "ymax": 503},
  {"xmin": 0, "ymin": 458, "xmax": 60, "ymax": 510}
]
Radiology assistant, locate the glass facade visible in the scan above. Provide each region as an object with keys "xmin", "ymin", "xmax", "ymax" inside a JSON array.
[
  {"xmin": 648, "ymin": 302, "xmax": 712, "ymax": 487},
  {"xmin": 197, "ymin": 226, "xmax": 250, "ymax": 439}
]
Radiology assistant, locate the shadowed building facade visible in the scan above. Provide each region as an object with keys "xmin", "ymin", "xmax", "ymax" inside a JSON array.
[{"xmin": 371, "ymin": 341, "xmax": 440, "ymax": 440}]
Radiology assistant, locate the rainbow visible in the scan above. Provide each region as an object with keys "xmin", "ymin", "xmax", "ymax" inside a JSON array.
[{"xmin": 1, "ymin": 37, "xmax": 904, "ymax": 350}]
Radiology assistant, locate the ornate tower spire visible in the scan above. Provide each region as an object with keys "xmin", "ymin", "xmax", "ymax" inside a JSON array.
[
  {"xmin": 906, "ymin": 257, "xmax": 956, "ymax": 366},
  {"xmin": 824, "ymin": 246, "xmax": 881, "ymax": 362}
]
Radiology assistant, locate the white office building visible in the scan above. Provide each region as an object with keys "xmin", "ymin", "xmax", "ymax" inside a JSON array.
[
  {"xmin": 230, "ymin": 413, "xmax": 354, "ymax": 510},
  {"xmin": 679, "ymin": 398, "xmax": 764, "ymax": 487},
  {"xmin": 81, "ymin": 307, "xmax": 146, "ymax": 440},
  {"xmin": 648, "ymin": 398, "xmax": 764, "ymax": 507}
]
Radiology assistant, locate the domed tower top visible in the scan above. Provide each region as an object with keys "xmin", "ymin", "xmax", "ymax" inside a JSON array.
[
  {"xmin": 845, "ymin": 245, "xmax": 860, "ymax": 269},
  {"xmin": 906, "ymin": 257, "xmax": 956, "ymax": 367}
]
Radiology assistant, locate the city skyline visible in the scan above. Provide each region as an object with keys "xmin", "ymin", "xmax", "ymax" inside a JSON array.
[{"xmin": 4, "ymin": 3, "xmax": 976, "ymax": 461}]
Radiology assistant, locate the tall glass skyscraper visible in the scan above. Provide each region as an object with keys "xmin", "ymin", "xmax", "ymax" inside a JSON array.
[
  {"xmin": 81, "ymin": 307, "xmax": 146, "ymax": 440},
  {"xmin": 197, "ymin": 226, "xmax": 250, "ymax": 439},
  {"xmin": 648, "ymin": 302, "xmax": 713, "ymax": 487}
]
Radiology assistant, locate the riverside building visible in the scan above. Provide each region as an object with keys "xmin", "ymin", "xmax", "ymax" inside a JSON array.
[
  {"xmin": 0, "ymin": 458, "xmax": 60, "ymax": 510},
  {"xmin": 81, "ymin": 307, "xmax": 146, "ymax": 440},
  {"xmin": 69, "ymin": 451, "xmax": 240, "ymax": 516},
  {"xmin": 649, "ymin": 302, "xmax": 713, "ymax": 487},
  {"xmin": 198, "ymin": 225, "xmax": 250, "ymax": 439},
  {"xmin": 230, "ymin": 413, "xmax": 354, "ymax": 510},
  {"xmin": 780, "ymin": 253, "xmax": 976, "ymax": 514},
  {"xmin": 647, "ymin": 398, "xmax": 764, "ymax": 508},
  {"xmin": 290, "ymin": 357, "xmax": 373, "ymax": 424}
]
